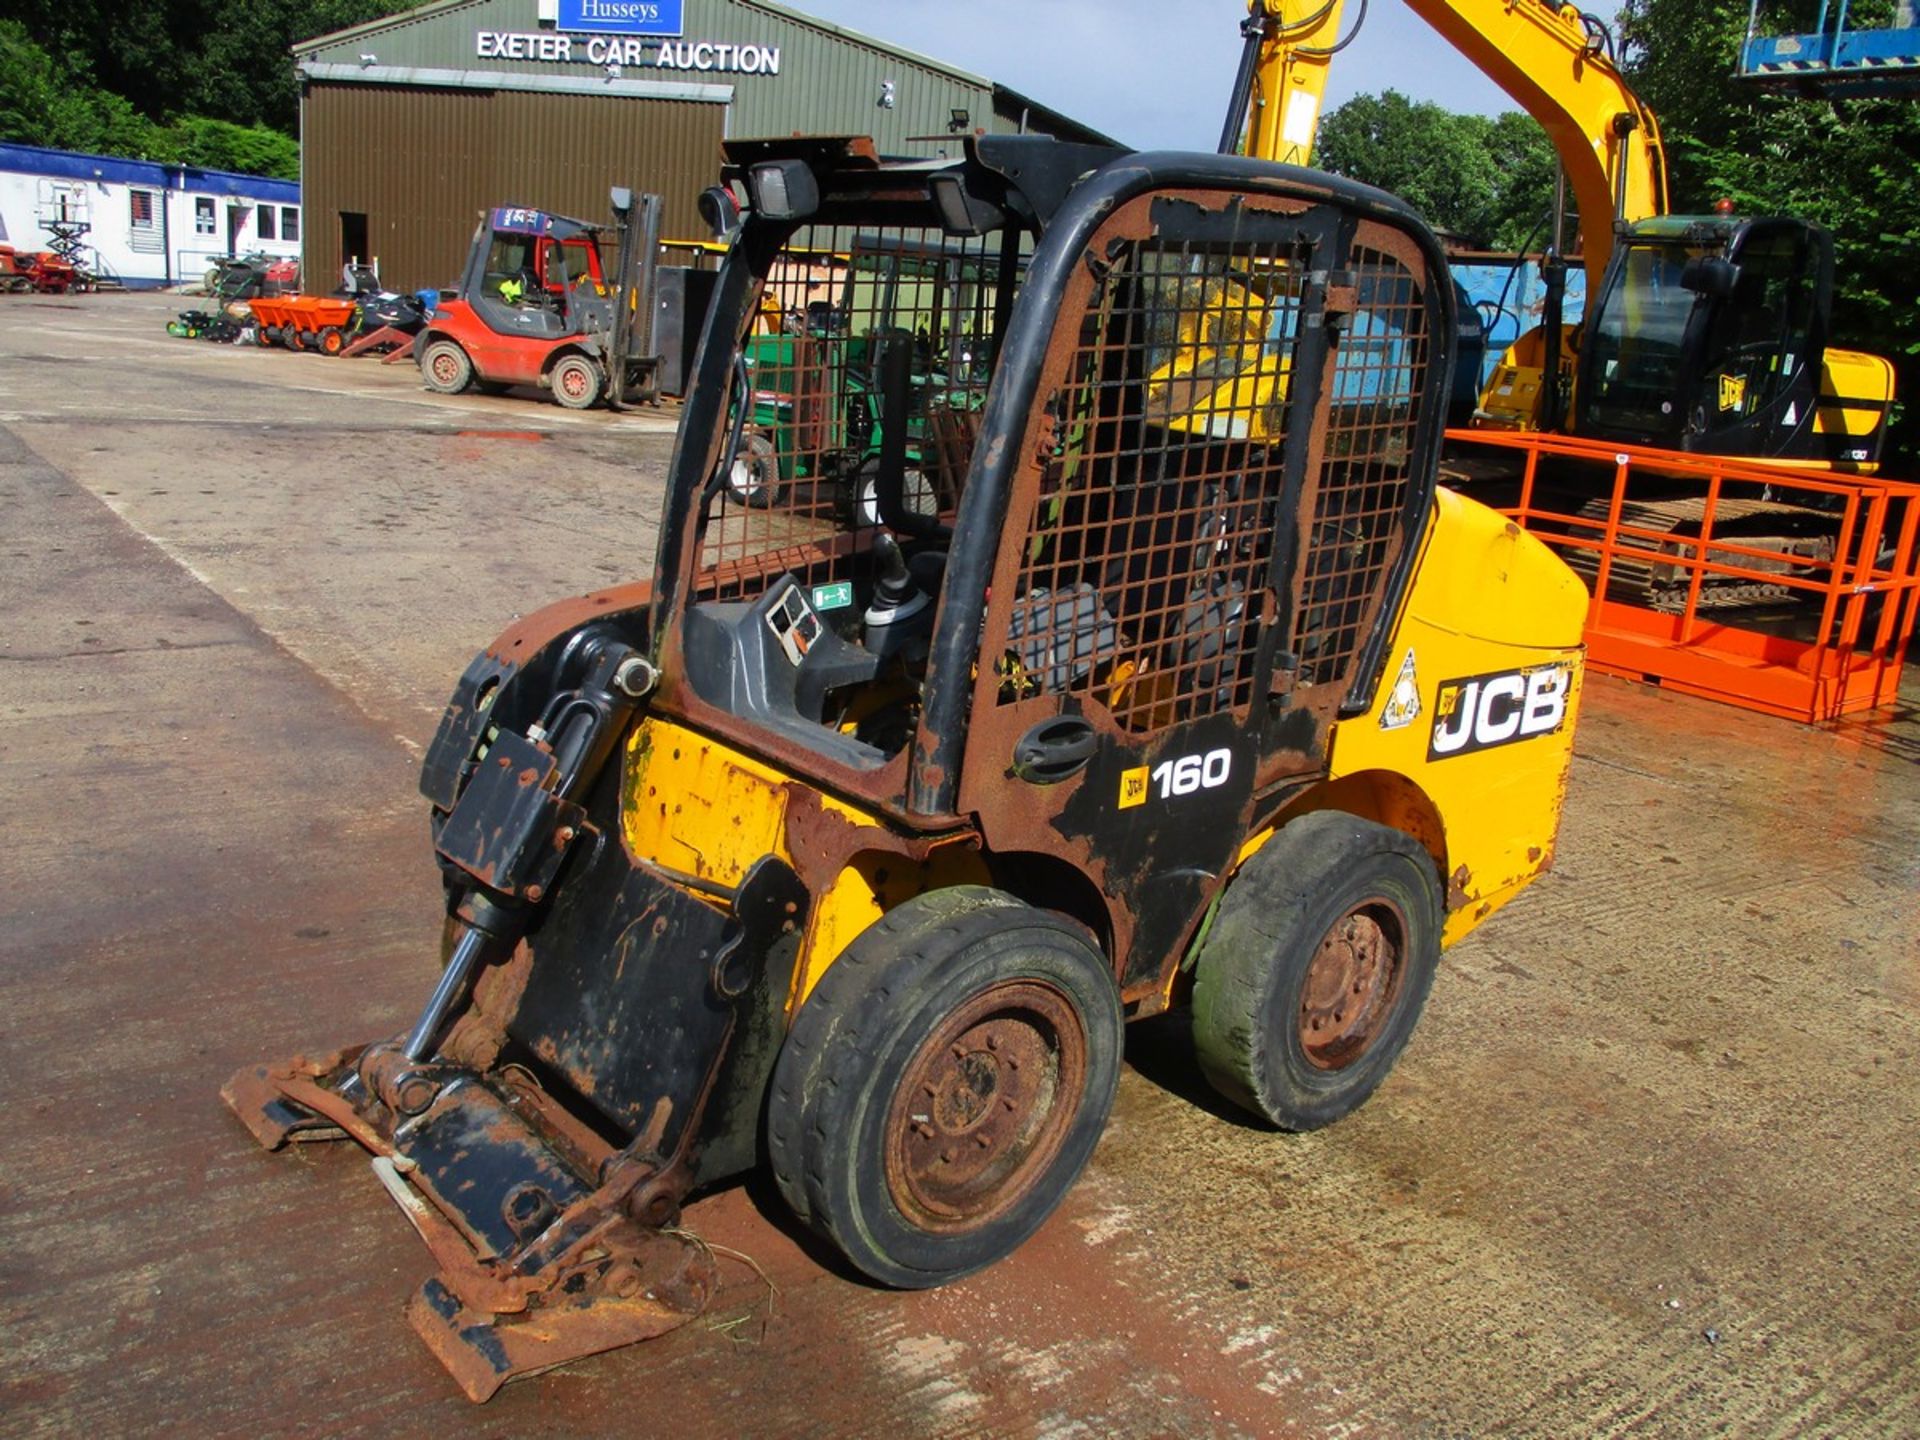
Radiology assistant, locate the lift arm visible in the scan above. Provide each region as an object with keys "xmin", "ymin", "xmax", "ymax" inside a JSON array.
[{"xmin": 1223, "ymin": 0, "xmax": 1671, "ymax": 293}]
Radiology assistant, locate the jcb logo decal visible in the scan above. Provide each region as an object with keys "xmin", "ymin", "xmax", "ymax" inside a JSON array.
[
  {"xmin": 1118, "ymin": 766, "xmax": 1150, "ymax": 809},
  {"xmin": 1719, "ymin": 373, "xmax": 1747, "ymax": 412},
  {"xmin": 1429, "ymin": 662, "xmax": 1572, "ymax": 760}
]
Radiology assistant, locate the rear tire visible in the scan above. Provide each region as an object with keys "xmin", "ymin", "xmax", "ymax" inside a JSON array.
[
  {"xmin": 767, "ymin": 886, "xmax": 1122, "ymax": 1289},
  {"xmin": 1192, "ymin": 811, "xmax": 1441, "ymax": 1131},
  {"xmin": 549, "ymin": 353, "xmax": 602, "ymax": 410},
  {"xmin": 317, "ymin": 325, "xmax": 345, "ymax": 356},
  {"xmin": 420, "ymin": 338, "xmax": 474, "ymax": 394}
]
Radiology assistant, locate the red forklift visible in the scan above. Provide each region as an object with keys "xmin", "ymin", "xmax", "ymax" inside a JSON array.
[{"xmin": 414, "ymin": 191, "xmax": 665, "ymax": 410}]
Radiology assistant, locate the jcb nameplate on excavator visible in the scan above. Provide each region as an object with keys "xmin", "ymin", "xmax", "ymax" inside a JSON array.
[{"xmin": 226, "ymin": 133, "xmax": 1587, "ymax": 1400}]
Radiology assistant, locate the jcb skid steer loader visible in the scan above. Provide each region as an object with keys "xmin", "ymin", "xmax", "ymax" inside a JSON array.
[{"xmin": 225, "ymin": 135, "xmax": 1589, "ymax": 1401}]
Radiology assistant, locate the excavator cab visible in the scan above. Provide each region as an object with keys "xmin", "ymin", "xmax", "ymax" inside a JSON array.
[
  {"xmin": 225, "ymin": 134, "xmax": 1588, "ymax": 1402},
  {"xmin": 1574, "ymin": 213, "xmax": 1892, "ymax": 468}
]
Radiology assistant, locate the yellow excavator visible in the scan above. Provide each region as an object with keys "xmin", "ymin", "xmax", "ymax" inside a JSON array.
[{"xmin": 1222, "ymin": 0, "xmax": 1894, "ymax": 469}]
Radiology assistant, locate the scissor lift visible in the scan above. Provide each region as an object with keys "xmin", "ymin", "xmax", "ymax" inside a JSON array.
[{"xmin": 1740, "ymin": 0, "xmax": 1920, "ymax": 96}]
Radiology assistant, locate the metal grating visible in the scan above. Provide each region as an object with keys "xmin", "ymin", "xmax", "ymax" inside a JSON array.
[
  {"xmin": 998, "ymin": 235, "xmax": 1310, "ymax": 731},
  {"xmin": 694, "ymin": 226, "xmax": 1013, "ymax": 602},
  {"xmin": 1291, "ymin": 243, "xmax": 1430, "ymax": 689},
  {"xmin": 996, "ymin": 231, "xmax": 1431, "ymax": 728}
]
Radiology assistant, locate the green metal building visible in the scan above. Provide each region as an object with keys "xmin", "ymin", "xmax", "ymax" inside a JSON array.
[{"xmin": 293, "ymin": 0, "xmax": 1112, "ymax": 291}]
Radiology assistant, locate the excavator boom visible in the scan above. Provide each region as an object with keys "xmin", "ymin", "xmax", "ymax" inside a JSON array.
[{"xmin": 1225, "ymin": 0, "xmax": 1669, "ymax": 292}]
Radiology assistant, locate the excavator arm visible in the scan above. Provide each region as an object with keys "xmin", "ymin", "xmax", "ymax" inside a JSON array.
[{"xmin": 1224, "ymin": 0, "xmax": 1670, "ymax": 293}]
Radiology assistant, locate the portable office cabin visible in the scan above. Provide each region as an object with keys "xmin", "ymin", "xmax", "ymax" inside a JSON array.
[
  {"xmin": 0, "ymin": 143, "xmax": 300, "ymax": 289},
  {"xmin": 293, "ymin": 0, "xmax": 1112, "ymax": 293}
]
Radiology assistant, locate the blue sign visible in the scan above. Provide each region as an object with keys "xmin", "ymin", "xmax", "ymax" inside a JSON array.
[{"xmin": 556, "ymin": 0, "xmax": 683, "ymax": 35}]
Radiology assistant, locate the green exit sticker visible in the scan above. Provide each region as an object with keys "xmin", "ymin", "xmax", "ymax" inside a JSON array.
[{"xmin": 811, "ymin": 582, "xmax": 854, "ymax": 611}]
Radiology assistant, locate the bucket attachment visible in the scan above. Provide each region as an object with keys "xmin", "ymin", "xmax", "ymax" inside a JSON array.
[{"xmin": 223, "ymin": 1042, "xmax": 719, "ymax": 1402}]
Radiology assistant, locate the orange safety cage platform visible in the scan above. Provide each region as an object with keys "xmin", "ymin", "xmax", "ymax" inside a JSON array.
[{"xmin": 1443, "ymin": 428, "xmax": 1920, "ymax": 724}]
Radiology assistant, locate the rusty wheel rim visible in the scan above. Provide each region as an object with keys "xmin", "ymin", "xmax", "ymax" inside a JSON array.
[
  {"xmin": 429, "ymin": 349, "xmax": 462, "ymax": 386},
  {"xmin": 885, "ymin": 980, "xmax": 1087, "ymax": 1232},
  {"xmin": 557, "ymin": 362, "xmax": 590, "ymax": 401},
  {"xmin": 1298, "ymin": 900, "xmax": 1407, "ymax": 1071}
]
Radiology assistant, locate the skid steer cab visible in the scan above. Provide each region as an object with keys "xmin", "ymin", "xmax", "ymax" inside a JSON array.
[{"xmin": 225, "ymin": 134, "xmax": 1589, "ymax": 1400}]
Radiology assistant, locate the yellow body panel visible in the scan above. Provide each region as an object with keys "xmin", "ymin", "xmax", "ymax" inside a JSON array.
[
  {"xmin": 620, "ymin": 717, "xmax": 988, "ymax": 1017},
  {"xmin": 1815, "ymin": 346, "xmax": 1895, "ymax": 465},
  {"xmin": 1321, "ymin": 486, "xmax": 1588, "ymax": 946},
  {"xmin": 1475, "ymin": 323, "xmax": 1579, "ymax": 430}
]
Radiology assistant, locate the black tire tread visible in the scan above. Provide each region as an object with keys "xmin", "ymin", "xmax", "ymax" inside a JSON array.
[
  {"xmin": 768, "ymin": 888, "xmax": 1020, "ymax": 1225},
  {"xmin": 767, "ymin": 886, "xmax": 1113, "ymax": 1286},
  {"xmin": 1192, "ymin": 810, "xmax": 1440, "ymax": 1130}
]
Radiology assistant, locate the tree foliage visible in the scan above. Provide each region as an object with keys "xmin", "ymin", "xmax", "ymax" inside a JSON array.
[
  {"xmin": 1313, "ymin": 91, "xmax": 1561, "ymax": 251},
  {"xmin": 0, "ymin": 21, "xmax": 302, "ymax": 176},
  {"xmin": 0, "ymin": 3, "xmax": 399, "ymax": 178},
  {"xmin": 0, "ymin": 1, "xmax": 398, "ymax": 133},
  {"xmin": 1617, "ymin": 0, "xmax": 1920, "ymax": 459}
]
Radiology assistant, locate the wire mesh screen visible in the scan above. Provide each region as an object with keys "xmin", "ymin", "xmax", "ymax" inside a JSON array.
[
  {"xmin": 693, "ymin": 227, "xmax": 1014, "ymax": 602},
  {"xmin": 997, "ymin": 235, "xmax": 1311, "ymax": 731},
  {"xmin": 1289, "ymin": 243, "xmax": 1431, "ymax": 690}
]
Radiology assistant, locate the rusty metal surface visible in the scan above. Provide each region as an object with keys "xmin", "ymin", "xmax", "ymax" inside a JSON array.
[
  {"xmin": 5, "ymin": 291, "xmax": 1920, "ymax": 1436},
  {"xmin": 1298, "ymin": 901, "xmax": 1407, "ymax": 1071},
  {"xmin": 885, "ymin": 980, "xmax": 1088, "ymax": 1232}
]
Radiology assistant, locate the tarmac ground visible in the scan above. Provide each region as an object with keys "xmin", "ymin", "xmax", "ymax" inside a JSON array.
[{"xmin": 2, "ymin": 291, "xmax": 1916, "ymax": 1437}]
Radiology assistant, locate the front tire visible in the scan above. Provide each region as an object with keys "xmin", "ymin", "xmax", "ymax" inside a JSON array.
[
  {"xmin": 1192, "ymin": 811, "xmax": 1441, "ymax": 1131},
  {"xmin": 549, "ymin": 353, "xmax": 603, "ymax": 410},
  {"xmin": 768, "ymin": 887, "xmax": 1122, "ymax": 1289},
  {"xmin": 420, "ymin": 338, "xmax": 474, "ymax": 394}
]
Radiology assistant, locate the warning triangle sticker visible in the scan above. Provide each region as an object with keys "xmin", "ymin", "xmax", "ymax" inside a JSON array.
[{"xmin": 1379, "ymin": 649, "xmax": 1421, "ymax": 731}]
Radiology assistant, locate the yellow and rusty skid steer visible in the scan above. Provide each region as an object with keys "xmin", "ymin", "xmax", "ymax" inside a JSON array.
[{"xmin": 226, "ymin": 134, "xmax": 1587, "ymax": 1400}]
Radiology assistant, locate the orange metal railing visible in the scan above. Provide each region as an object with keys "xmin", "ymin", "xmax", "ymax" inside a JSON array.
[{"xmin": 1443, "ymin": 429, "xmax": 1920, "ymax": 722}]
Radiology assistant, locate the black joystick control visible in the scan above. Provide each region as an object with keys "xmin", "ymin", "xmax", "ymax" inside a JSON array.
[{"xmin": 864, "ymin": 533, "xmax": 932, "ymax": 660}]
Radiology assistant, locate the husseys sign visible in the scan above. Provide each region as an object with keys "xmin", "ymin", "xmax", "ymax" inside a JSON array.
[
  {"xmin": 482, "ymin": 0, "xmax": 781, "ymax": 73},
  {"xmin": 556, "ymin": 0, "xmax": 682, "ymax": 33}
]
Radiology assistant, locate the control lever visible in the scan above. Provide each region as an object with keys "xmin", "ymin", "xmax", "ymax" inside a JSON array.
[{"xmin": 863, "ymin": 533, "xmax": 932, "ymax": 662}]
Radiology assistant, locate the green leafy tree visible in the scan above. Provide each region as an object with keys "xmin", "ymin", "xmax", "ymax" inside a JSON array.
[
  {"xmin": 153, "ymin": 117, "xmax": 302, "ymax": 180},
  {"xmin": 1618, "ymin": 0, "xmax": 1920, "ymax": 463},
  {"xmin": 0, "ymin": 8, "xmax": 360, "ymax": 180},
  {"xmin": 0, "ymin": 20, "xmax": 162, "ymax": 156},
  {"xmin": 1314, "ymin": 91, "xmax": 1560, "ymax": 250},
  {"xmin": 2, "ymin": 1, "xmax": 400, "ymax": 133}
]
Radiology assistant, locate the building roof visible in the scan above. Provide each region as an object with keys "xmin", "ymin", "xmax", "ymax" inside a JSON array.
[
  {"xmin": 295, "ymin": 0, "xmax": 989, "ymax": 85},
  {"xmin": 0, "ymin": 142, "xmax": 300, "ymax": 201},
  {"xmin": 291, "ymin": 0, "xmax": 1115, "ymax": 144}
]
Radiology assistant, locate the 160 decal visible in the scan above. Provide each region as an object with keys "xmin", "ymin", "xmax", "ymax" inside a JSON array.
[
  {"xmin": 1428, "ymin": 662, "xmax": 1572, "ymax": 760},
  {"xmin": 1119, "ymin": 747, "xmax": 1233, "ymax": 808}
]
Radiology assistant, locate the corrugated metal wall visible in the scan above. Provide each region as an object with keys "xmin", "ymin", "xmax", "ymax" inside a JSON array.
[{"xmin": 301, "ymin": 81, "xmax": 724, "ymax": 292}]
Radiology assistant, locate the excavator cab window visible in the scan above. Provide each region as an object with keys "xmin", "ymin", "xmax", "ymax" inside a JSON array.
[
  {"xmin": 1687, "ymin": 220, "xmax": 1826, "ymax": 449},
  {"xmin": 1578, "ymin": 240, "xmax": 1700, "ymax": 443},
  {"xmin": 1578, "ymin": 218, "xmax": 1833, "ymax": 455}
]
